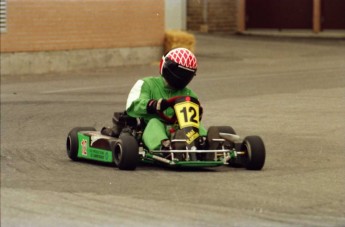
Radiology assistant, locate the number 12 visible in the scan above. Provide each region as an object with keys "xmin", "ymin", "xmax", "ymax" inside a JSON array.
[{"xmin": 180, "ymin": 107, "xmax": 198, "ymax": 123}]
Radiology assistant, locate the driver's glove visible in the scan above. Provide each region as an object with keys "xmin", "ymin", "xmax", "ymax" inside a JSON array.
[{"xmin": 147, "ymin": 98, "xmax": 170, "ymax": 114}]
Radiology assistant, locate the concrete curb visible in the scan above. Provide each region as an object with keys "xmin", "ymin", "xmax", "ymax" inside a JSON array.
[
  {"xmin": 238, "ymin": 29, "xmax": 345, "ymax": 40},
  {"xmin": 0, "ymin": 46, "xmax": 162, "ymax": 76}
]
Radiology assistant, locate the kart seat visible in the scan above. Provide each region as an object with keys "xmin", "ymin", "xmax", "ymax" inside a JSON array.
[
  {"xmin": 101, "ymin": 111, "xmax": 143, "ymax": 137},
  {"xmin": 112, "ymin": 111, "xmax": 142, "ymax": 128},
  {"xmin": 101, "ymin": 111, "xmax": 144, "ymax": 137}
]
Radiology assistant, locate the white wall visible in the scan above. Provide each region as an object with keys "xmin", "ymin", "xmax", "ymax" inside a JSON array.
[{"xmin": 165, "ymin": 0, "xmax": 186, "ymax": 30}]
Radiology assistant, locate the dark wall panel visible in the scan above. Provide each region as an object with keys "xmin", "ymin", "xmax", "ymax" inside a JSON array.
[
  {"xmin": 322, "ymin": 0, "xmax": 345, "ymax": 29},
  {"xmin": 246, "ymin": 0, "xmax": 313, "ymax": 29}
]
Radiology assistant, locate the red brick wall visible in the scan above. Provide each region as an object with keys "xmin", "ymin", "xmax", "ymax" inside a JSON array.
[
  {"xmin": 187, "ymin": 0, "xmax": 204, "ymax": 31},
  {"xmin": 208, "ymin": 0, "xmax": 237, "ymax": 32},
  {"xmin": 0, "ymin": 0, "xmax": 164, "ymax": 53},
  {"xmin": 187, "ymin": 0, "xmax": 237, "ymax": 32}
]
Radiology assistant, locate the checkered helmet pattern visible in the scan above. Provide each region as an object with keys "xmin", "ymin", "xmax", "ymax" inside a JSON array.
[
  {"xmin": 160, "ymin": 48, "xmax": 197, "ymax": 74},
  {"xmin": 166, "ymin": 48, "xmax": 197, "ymax": 69},
  {"xmin": 159, "ymin": 47, "xmax": 198, "ymax": 90}
]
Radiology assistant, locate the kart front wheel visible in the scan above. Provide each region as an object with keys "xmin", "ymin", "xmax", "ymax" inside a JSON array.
[
  {"xmin": 241, "ymin": 136, "xmax": 266, "ymax": 170},
  {"xmin": 113, "ymin": 133, "xmax": 139, "ymax": 170},
  {"xmin": 66, "ymin": 127, "xmax": 96, "ymax": 161}
]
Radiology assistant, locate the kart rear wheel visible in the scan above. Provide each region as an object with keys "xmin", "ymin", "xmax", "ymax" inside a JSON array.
[
  {"xmin": 66, "ymin": 127, "xmax": 96, "ymax": 161},
  {"xmin": 113, "ymin": 133, "xmax": 139, "ymax": 170},
  {"xmin": 207, "ymin": 126, "xmax": 236, "ymax": 161},
  {"xmin": 207, "ymin": 126, "xmax": 236, "ymax": 149},
  {"xmin": 241, "ymin": 136, "xmax": 266, "ymax": 170},
  {"xmin": 217, "ymin": 126, "xmax": 237, "ymax": 149}
]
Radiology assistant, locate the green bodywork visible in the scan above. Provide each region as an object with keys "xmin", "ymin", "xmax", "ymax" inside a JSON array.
[
  {"xmin": 76, "ymin": 131, "xmax": 232, "ymax": 167},
  {"xmin": 77, "ymin": 133, "xmax": 113, "ymax": 163}
]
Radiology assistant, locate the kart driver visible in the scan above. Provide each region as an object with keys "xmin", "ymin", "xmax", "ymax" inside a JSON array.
[{"xmin": 125, "ymin": 48, "xmax": 207, "ymax": 151}]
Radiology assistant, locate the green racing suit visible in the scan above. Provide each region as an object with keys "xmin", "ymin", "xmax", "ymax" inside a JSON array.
[{"xmin": 126, "ymin": 76, "xmax": 207, "ymax": 150}]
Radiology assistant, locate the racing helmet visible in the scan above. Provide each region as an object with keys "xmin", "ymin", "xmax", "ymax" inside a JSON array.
[{"xmin": 159, "ymin": 48, "xmax": 197, "ymax": 90}]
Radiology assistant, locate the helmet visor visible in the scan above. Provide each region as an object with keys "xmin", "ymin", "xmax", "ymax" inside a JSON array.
[{"xmin": 162, "ymin": 58, "xmax": 196, "ymax": 90}]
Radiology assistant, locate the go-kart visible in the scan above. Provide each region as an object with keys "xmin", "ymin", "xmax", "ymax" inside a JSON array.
[{"xmin": 66, "ymin": 96, "xmax": 265, "ymax": 171}]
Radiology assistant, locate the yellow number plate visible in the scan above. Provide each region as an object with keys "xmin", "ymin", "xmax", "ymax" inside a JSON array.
[{"xmin": 174, "ymin": 101, "xmax": 200, "ymax": 129}]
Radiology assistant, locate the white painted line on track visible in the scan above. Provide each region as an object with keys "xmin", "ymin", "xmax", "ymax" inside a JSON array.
[{"xmin": 41, "ymin": 85, "xmax": 117, "ymax": 94}]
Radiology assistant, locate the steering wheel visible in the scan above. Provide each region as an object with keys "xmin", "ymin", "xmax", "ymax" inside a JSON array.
[
  {"xmin": 157, "ymin": 96, "xmax": 183, "ymax": 124},
  {"xmin": 157, "ymin": 96, "xmax": 201, "ymax": 124}
]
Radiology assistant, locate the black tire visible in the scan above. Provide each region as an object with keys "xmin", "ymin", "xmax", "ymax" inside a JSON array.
[
  {"xmin": 241, "ymin": 136, "xmax": 266, "ymax": 170},
  {"xmin": 207, "ymin": 126, "xmax": 236, "ymax": 161},
  {"xmin": 66, "ymin": 127, "xmax": 96, "ymax": 161},
  {"xmin": 207, "ymin": 126, "xmax": 242, "ymax": 167},
  {"xmin": 113, "ymin": 133, "xmax": 139, "ymax": 170},
  {"xmin": 207, "ymin": 126, "xmax": 236, "ymax": 149},
  {"xmin": 217, "ymin": 126, "xmax": 237, "ymax": 149}
]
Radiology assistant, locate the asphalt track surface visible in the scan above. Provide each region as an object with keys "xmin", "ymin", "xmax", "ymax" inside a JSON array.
[{"xmin": 1, "ymin": 34, "xmax": 345, "ymax": 227}]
